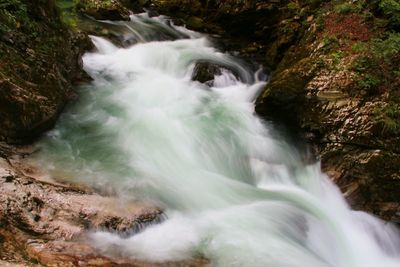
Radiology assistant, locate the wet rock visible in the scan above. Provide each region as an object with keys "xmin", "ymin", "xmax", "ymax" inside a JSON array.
[
  {"xmin": 191, "ymin": 61, "xmax": 242, "ymax": 86},
  {"xmin": 0, "ymin": 152, "xmax": 174, "ymax": 266},
  {"xmin": 84, "ymin": 7, "xmax": 128, "ymax": 20},
  {"xmin": 186, "ymin": 16, "xmax": 204, "ymax": 31},
  {"xmin": 0, "ymin": 79, "xmax": 60, "ymax": 144},
  {"xmin": 192, "ymin": 62, "xmax": 223, "ymax": 84},
  {"xmin": 28, "ymin": 240, "xmax": 208, "ymax": 266},
  {"xmin": 0, "ymin": 144, "xmax": 209, "ymax": 266},
  {"xmin": 77, "ymin": 0, "xmax": 131, "ymax": 20}
]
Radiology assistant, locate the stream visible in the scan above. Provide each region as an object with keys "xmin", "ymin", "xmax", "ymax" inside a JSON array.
[{"xmin": 33, "ymin": 13, "xmax": 400, "ymax": 267}]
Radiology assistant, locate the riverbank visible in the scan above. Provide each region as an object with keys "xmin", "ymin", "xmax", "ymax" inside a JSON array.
[
  {"xmin": 0, "ymin": 2, "xmax": 192, "ymax": 265},
  {"xmin": 1, "ymin": 143, "xmax": 211, "ymax": 266}
]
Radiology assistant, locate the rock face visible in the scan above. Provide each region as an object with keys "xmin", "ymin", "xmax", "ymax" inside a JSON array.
[
  {"xmin": 254, "ymin": 1, "xmax": 400, "ymax": 220},
  {"xmin": 0, "ymin": 0, "xmax": 91, "ymax": 144},
  {"xmin": 0, "ymin": 145, "xmax": 207, "ymax": 266}
]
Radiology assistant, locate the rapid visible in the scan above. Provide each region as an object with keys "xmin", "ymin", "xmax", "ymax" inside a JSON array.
[{"xmin": 33, "ymin": 13, "xmax": 400, "ymax": 267}]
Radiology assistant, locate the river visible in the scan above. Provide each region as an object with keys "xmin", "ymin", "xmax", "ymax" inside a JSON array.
[{"xmin": 33, "ymin": 13, "xmax": 400, "ymax": 267}]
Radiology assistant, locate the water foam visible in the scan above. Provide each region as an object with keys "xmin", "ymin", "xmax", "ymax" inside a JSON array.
[{"xmin": 34, "ymin": 13, "xmax": 400, "ymax": 267}]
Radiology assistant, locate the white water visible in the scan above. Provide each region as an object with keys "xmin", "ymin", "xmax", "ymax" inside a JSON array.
[{"xmin": 35, "ymin": 13, "xmax": 400, "ymax": 266}]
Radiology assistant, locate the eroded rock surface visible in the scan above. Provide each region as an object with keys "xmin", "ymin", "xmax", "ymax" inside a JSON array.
[
  {"xmin": 255, "ymin": 1, "xmax": 400, "ymax": 220},
  {"xmin": 0, "ymin": 145, "xmax": 179, "ymax": 266}
]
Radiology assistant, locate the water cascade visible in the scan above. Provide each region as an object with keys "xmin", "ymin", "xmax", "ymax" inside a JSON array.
[{"xmin": 34, "ymin": 13, "xmax": 400, "ymax": 267}]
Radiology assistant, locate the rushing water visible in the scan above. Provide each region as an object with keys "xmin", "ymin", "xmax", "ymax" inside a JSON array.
[{"xmin": 34, "ymin": 13, "xmax": 400, "ymax": 267}]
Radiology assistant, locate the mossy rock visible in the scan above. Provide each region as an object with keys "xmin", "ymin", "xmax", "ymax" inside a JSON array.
[
  {"xmin": 258, "ymin": 57, "xmax": 317, "ymax": 104},
  {"xmin": 0, "ymin": 0, "xmax": 91, "ymax": 144},
  {"xmin": 186, "ymin": 16, "xmax": 204, "ymax": 31}
]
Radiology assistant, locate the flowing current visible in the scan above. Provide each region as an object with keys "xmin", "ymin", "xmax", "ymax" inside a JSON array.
[{"xmin": 34, "ymin": 14, "xmax": 400, "ymax": 267}]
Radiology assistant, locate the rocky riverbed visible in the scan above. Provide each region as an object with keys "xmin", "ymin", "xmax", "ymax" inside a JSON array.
[
  {"xmin": 0, "ymin": 0, "xmax": 399, "ymax": 265},
  {"xmin": 0, "ymin": 143, "xmax": 210, "ymax": 266}
]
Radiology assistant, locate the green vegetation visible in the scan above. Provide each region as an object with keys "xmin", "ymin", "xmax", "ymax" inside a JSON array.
[
  {"xmin": 351, "ymin": 41, "xmax": 368, "ymax": 53},
  {"xmin": 357, "ymin": 74, "xmax": 381, "ymax": 92},
  {"xmin": 56, "ymin": 0, "xmax": 79, "ymax": 28},
  {"xmin": 372, "ymin": 32, "xmax": 400, "ymax": 59},
  {"xmin": 334, "ymin": 2, "xmax": 356, "ymax": 14},
  {"xmin": 374, "ymin": 102, "xmax": 400, "ymax": 134},
  {"xmin": 0, "ymin": 0, "xmax": 37, "ymax": 34},
  {"xmin": 333, "ymin": 0, "xmax": 365, "ymax": 14},
  {"xmin": 331, "ymin": 51, "xmax": 343, "ymax": 66},
  {"xmin": 55, "ymin": 0, "xmax": 124, "ymax": 28},
  {"xmin": 352, "ymin": 32, "xmax": 400, "ymax": 95},
  {"xmin": 322, "ymin": 36, "xmax": 340, "ymax": 52},
  {"xmin": 287, "ymin": 1, "xmax": 299, "ymax": 11},
  {"xmin": 377, "ymin": 0, "xmax": 400, "ymax": 29}
]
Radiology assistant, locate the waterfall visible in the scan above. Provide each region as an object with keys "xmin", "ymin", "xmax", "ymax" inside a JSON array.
[{"xmin": 33, "ymin": 13, "xmax": 400, "ymax": 267}]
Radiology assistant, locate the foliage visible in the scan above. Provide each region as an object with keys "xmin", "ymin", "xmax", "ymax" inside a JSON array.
[
  {"xmin": 333, "ymin": 0, "xmax": 365, "ymax": 14},
  {"xmin": 379, "ymin": 0, "xmax": 400, "ymax": 14},
  {"xmin": 331, "ymin": 51, "xmax": 343, "ymax": 65},
  {"xmin": 352, "ymin": 32, "xmax": 400, "ymax": 95},
  {"xmin": 351, "ymin": 41, "xmax": 368, "ymax": 53},
  {"xmin": 0, "ymin": 0, "xmax": 28, "ymax": 33},
  {"xmin": 55, "ymin": 0, "xmax": 79, "ymax": 28},
  {"xmin": 357, "ymin": 74, "xmax": 381, "ymax": 91},
  {"xmin": 321, "ymin": 35, "xmax": 339, "ymax": 51},
  {"xmin": 372, "ymin": 32, "xmax": 400, "ymax": 59},
  {"xmin": 373, "ymin": 0, "xmax": 400, "ymax": 29},
  {"xmin": 287, "ymin": 2, "xmax": 299, "ymax": 11},
  {"xmin": 334, "ymin": 2, "xmax": 356, "ymax": 14},
  {"xmin": 374, "ymin": 102, "xmax": 400, "ymax": 134}
]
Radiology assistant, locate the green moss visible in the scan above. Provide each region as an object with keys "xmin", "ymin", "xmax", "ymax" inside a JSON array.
[{"xmin": 55, "ymin": 0, "xmax": 121, "ymax": 28}]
